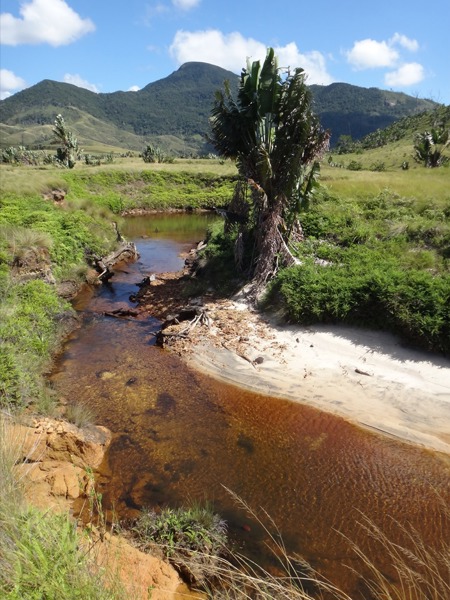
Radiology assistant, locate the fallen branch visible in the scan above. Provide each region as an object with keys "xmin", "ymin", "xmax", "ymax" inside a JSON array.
[
  {"xmin": 221, "ymin": 342, "xmax": 257, "ymax": 369},
  {"xmin": 87, "ymin": 240, "xmax": 139, "ymax": 282},
  {"xmin": 104, "ymin": 308, "xmax": 139, "ymax": 319}
]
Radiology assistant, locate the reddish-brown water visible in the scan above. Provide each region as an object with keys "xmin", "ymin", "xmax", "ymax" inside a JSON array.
[{"xmin": 51, "ymin": 214, "xmax": 450, "ymax": 598}]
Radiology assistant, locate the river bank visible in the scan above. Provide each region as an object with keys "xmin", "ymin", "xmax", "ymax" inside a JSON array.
[{"xmin": 137, "ymin": 271, "xmax": 450, "ymax": 456}]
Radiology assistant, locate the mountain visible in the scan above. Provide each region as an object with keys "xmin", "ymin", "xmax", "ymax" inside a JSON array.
[
  {"xmin": 309, "ymin": 82, "xmax": 438, "ymax": 141},
  {"xmin": 0, "ymin": 62, "xmax": 440, "ymax": 154}
]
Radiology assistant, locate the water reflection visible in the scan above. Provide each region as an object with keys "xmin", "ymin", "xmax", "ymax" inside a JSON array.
[{"xmin": 51, "ymin": 213, "xmax": 450, "ymax": 598}]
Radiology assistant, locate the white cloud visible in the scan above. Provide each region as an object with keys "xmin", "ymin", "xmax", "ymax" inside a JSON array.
[
  {"xmin": 63, "ymin": 73, "xmax": 99, "ymax": 93},
  {"xmin": 172, "ymin": 0, "xmax": 201, "ymax": 9},
  {"xmin": 0, "ymin": 0, "xmax": 95, "ymax": 46},
  {"xmin": 128, "ymin": 85, "xmax": 141, "ymax": 92},
  {"xmin": 390, "ymin": 33, "xmax": 419, "ymax": 52},
  {"xmin": 385, "ymin": 63, "xmax": 425, "ymax": 87},
  {"xmin": 346, "ymin": 39, "xmax": 398, "ymax": 69},
  {"xmin": 0, "ymin": 68, "xmax": 26, "ymax": 99},
  {"xmin": 169, "ymin": 30, "xmax": 333, "ymax": 85}
]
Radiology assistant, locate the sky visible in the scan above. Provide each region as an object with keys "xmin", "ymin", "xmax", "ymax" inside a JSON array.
[{"xmin": 1, "ymin": 0, "xmax": 449, "ymax": 104}]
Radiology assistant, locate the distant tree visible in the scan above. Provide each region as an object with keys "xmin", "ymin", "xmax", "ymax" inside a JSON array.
[
  {"xmin": 52, "ymin": 114, "xmax": 81, "ymax": 168},
  {"xmin": 142, "ymin": 143, "xmax": 174, "ymax": 164},
  {"xmin": 413, "ymin": 124, "xmax": 449, "ymax": 167},
  {"xmin": 336, "ymin": 134, "xmax": 357, "ymax": 154},
  {"xmin": 209, "ymin": 47, "xmax": 329, "ymax": 286}
]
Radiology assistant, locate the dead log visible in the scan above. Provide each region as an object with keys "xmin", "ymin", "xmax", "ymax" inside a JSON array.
[
  {"xmin": 155, "ymin": 330, "xmax": 189, "ymax": 347},
  {"xmin": 355, "ymin": 368, "xmax": 372, "ymax": 376},
  {"xmin": 155, "ymin": 306, "xmax": 211, "ymax": 347},
  {"xmin": 87, "ymin": 241, "xmax": 139, "ymax": 282}
]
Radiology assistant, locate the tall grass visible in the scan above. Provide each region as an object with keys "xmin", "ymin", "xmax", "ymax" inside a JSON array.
[
  {"xmin": 321, "ymin": 164, "xmax": 450, "ymax": 206},
  {"xmin": 344, "ymin": 513, "xmax": 450, "ymax": 600},
  {"xmin": 151, "ymin": 489, "xmax": 449, "ymax": 600}
]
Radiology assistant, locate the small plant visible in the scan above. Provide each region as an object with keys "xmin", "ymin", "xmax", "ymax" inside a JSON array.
[
  {"xmin": 141, "ymin": 143, "xmax": 174, "ymax": 164},
  {"xmin": 84, "ymin": 153, "xmax": 102, "ymax": 166},
  {"xmin": 132, "ymin": 502, "xmax": 228, "ymax": 583},
  {"xmin": 370, "ymin": 161, "xmax": 386, "ymax": 172},
  {"xmin": 65, "ymin": 401, "xmax": 95, "ymax": 428},
  {"xmin": 133, "ymin": 503, "xmax": 227, "ymax": 557},
  {"xmin": 347, "ymin": 160, "xmax": 363, "ymax": 171},
  {"xmin": 413, "ymin": 124, "xmax": 450, "ymax": 168}
]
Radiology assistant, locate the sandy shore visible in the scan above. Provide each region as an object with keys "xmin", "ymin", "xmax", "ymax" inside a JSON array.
[{"xmin": 178, "ymin": 297, "xmax": 450, "ymax": 455}]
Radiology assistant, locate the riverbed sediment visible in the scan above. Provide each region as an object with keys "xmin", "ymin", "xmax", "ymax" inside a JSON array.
[{"xmin": 139, "ymin": 273, "xmax": 450, "ymax": 455}]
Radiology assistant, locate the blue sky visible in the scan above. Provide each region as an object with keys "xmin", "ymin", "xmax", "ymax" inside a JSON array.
[{"xmin": 1, "ymin": 0, "xmax": 449, "ymax": 104}]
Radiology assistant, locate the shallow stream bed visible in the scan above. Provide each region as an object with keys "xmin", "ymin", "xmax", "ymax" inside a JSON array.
[{"xmin": 51, "ymin": 213, "xmax": 450, "ymax": 598}]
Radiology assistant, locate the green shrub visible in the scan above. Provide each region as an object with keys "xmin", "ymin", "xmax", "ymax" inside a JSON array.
[
  {"xmin": 132, "ymin": 502, "xmax": 228, "ymax": 584},
  {"xmin": 133, "ymin": 503, "xmax": 227, "ymax": 558},
  {"xmin": 0, "ymin": 279, "xmax": 72, "ymax": 409},
  {"xmin": 268, "ymin": 261, "xmax": 450, "ymax": 354}
]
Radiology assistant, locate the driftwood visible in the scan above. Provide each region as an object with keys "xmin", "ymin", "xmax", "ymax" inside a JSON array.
[
  {"xmin": 88, "ymin": 241, "xmax": 139, "ymax": 282},
  {"xmin": 104, "ymin": 308, "xmax": 139, "ymax": 319},
  {"xmin": 155, "ymin": 306, "xmax": 211, "ymax": 347}
]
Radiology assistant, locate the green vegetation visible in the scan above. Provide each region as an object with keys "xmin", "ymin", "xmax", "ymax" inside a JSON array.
[
  {"xmin": 261, "ymin": 184, "xmax": 450, "ymax": 353},
  {"xmin": 61, "ymin": 167, "xmax": 236, "ymax": 212},
  {"xmin": 309, "ymin": 82, "xmax": 438, "ymax": 144},
  {"xmin": 334, "ymin": 105, "xmax": 450, "ymax": 159},
  {"xmin": 132, "ymin": 504, "xmax": 227, "ymax": 562},
  {"xmin": 0, "ymin": 172, "xmax": 116, "ymax": 410},
  {"xmin": 210, "ymin": 48, "xmax": 329, "ymax": 284},
  {"xmin": 0, "ymin": 63, "xmax": 438, "ymax": 155}
]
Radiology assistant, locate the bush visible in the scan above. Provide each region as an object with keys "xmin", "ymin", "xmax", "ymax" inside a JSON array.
[
  {"xmin": 142, "ymin": 144, "xmax": 174, "ymax": 164},
  {"xmin": 132, "ymin": 503, "xmax": 228, "ymax": 584},
  {"xmin": 268, "ymin": 261, "xmax": 450, "ymax": 354},
  {"xmin": 347, "ymin": 160, "xmax": 363, "ymax": 171}
]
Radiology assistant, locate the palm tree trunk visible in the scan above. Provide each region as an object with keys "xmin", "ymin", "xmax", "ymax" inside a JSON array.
[{"xmin": 253, "ymin": 196, "xmax": 284, "ymax": 285}]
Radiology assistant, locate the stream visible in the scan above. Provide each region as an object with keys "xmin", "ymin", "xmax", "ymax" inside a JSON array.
[{"xmin": 51, "ymin": 213, "xmax": 450, "ymax": 598}]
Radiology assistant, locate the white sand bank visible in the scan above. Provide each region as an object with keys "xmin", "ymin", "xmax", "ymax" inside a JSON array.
[{"xmin": 185, "ymin": 300, "xmax": 450, "ymax": 454}]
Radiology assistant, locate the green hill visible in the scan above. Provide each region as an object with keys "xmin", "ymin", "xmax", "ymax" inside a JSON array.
[
  {"xmin": 309, "ymin": 82, "xmax": 437, "ymax": 140},
  {"xmin": 0, "ymin": 62, "xmax": 441, "ymax": 154}
]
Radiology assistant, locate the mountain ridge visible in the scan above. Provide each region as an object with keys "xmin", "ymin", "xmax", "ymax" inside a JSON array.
[{"xmin": 0, "ymin": 61, "xmax": 440, "ymax": 154}]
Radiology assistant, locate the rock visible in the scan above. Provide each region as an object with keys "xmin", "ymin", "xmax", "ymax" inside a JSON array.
[
  {"xmin": 90, "ymin": 533, "xmax": 203, "ymax": 600},
  {"xmin": 18, "ymin": 418, "xmax": 111, "ymax": 469},
  {"xmin": 43, "ymin": 188, "xmax": 66, "ymax": 203},
  {"xmin": 14, "ymin": 460, "xmax": 89, "ymax": 511},
  {"xmin": 11, "ymin": 418, "xmax": 112, "ymax": 513},
  {"xmin": 57, "ymin": 279, "xmax": 82, "ymax": 299}
]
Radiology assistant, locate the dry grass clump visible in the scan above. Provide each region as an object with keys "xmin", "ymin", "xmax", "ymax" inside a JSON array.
[
  {"xmin": 65, "ymin": 401, "xmax": 96, "ymax": 428},
  {"xmin": 345, "ymin": 513, "xmax": 450, "ymax": 600},
  {"xmin": 174, "ymin": 488, "xmax": 450, "ymax": 600}
]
